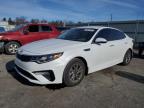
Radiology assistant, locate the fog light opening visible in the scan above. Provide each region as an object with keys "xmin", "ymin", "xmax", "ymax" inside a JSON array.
[{"xmin": 33, "ymin": 70, "xmax": 55, "ymax": 81}]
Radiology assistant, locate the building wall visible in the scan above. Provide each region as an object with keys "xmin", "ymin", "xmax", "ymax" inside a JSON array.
[{"xmin": 0, "ymin": 21, "xmax": 15, "ymax": 31}]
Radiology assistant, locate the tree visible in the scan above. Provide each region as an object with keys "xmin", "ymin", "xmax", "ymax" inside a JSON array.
[
  {"xmin": 2, "ymin": 17, "xmax": 6, "ymax": 21},
  {"xmin": 48, "ymin": 20, "xmax": 64, "ymax": 26},
  {"xmin": 15, "ymin": 16, "xmax": 27, "ymax": 25},
  {"xmin": 30, "ymin": 19, "xmax": 40, "ymax": 23},
  {"xmin": 8, "ymin": 17, "xmax": 15, "ymax": 25},
  {"xmin": 41, "ymin": 19, "xmax": 48, "ymax": 23}
]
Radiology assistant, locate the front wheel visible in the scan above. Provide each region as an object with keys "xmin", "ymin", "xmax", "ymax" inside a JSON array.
[
  {"xmin": 121, "ymin": 50, "xmax": 132, "ymax": 66},
  {"xmin": 5, "ymin": 41, "xmax": 20, "ymax": 55},
  {"xmin": 63, "ymin": 58, "xmax": 86, "ymax": 87}
]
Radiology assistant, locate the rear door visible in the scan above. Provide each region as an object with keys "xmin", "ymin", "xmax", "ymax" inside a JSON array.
[
  {"xmin": 109, "ymin": 29, "xmax": 126, "ymax": 60},
  {"xmin": 39, "ymin": 25, "xmax": 59, "ymax": 40}
]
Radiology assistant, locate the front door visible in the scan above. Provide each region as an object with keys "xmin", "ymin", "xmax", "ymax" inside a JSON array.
[{"xmin": 21, "ymin": 25, "xmax": 41, "ymax": 44}]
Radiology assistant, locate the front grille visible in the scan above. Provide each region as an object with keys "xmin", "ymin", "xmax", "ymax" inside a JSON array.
[
  {"xmin": 15, "ymin": 65, "xmax": 37, "ymax": 80},
  {"xmin": 16, "ymin": 53, "xmax": 32, "ymax": 62}
]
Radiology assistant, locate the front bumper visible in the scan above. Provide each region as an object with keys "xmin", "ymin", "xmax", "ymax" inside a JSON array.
[
  {"xmin": 0, "ymin": 41, "xmax": 4, "ymax": 53},
  {"xmin": 14, "ymin": 58, "xmax": 65, "ymax": 85}
]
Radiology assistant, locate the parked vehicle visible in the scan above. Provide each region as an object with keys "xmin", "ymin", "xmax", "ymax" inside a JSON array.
[
  {"xmin": 56, "ymin": 27, "xmax": 71, "ymax": 32},
  {"xmin": 0, "ymin": 23, "xmax": 61, "ymax": 54},
  {"xmin": 15, "ymin": 26, "xmax": 133, "ymax": 86},
  {"xmin": 0, "ymin": 27, "xmax": 6, "ymax": 53},
  {"xmin": 0, "ymin": 27, "xmax": 6, "ymax": 33},
  {"xmin": 136, "ymin": 42, "xmax": 144, "ymax": 56}
]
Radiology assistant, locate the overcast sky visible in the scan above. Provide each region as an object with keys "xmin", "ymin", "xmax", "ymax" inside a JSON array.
[{"xmin": 0, "ymin": 0, "xmax": 144, "ymax": 22}]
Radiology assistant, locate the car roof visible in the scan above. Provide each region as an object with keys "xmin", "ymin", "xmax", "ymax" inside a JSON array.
[
  {"xmin": 25, "ymin": 23, "xmax": 56, "ymax": 27},
  {"xmin": 76, "ymin": 26, "xmax": 117, "ymax": 30}
]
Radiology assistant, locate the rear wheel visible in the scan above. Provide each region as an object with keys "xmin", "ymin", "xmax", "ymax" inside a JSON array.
[
  {"xmin": 63, "ymin": 58, "xmax": 86, "ymax": 87},
  {"xmin": 121, "ymin": 50, "xmax": 132, "ymax": 65},
  {"xmin": 5, "ymin": 41, "xmax": 20, "ymax": 55}
]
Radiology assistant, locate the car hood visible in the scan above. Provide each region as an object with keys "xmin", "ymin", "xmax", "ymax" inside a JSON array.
[{"xmin": 20, "ymin": 39, "xmax": 85, "ymax": 55}]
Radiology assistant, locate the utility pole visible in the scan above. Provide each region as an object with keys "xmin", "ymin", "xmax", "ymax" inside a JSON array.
[
  {"xmin": 135, "ymin": 15, "xmax": 139, "ymax": 42},
  {"xmin": 110, "ymin": 14, "xmax": 113, "ymax": 22},
  {"xmin": 63, "ymin": 21, "xmax": 66, "ymax": 27},
  {"xmin": 108, "ymin": 14, "xmax": 112, "ymax": 27}
]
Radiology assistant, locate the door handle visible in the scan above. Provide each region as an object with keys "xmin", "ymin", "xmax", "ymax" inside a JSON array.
[
  {"xmin": 84, "ymin": 48, "xmax": 90, "ymax": 51},
  {"xmin": 109, "ymin": 45, "xmax": 115, "ymax": 47}
]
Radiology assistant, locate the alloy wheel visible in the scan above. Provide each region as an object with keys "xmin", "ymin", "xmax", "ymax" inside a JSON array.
[
  {"xmin": 8, "ymin": 44, "xmax": 19, "ymax": 54},
  {"xmin": 69, "ymin": 62, "xmax": 84, "ymax": 83}
]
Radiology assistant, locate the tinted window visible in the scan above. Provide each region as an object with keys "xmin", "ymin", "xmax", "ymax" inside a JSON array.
[
  {"xmin": 110, "ymin": 29, "xmax": 125, "ymax": 40},
  {"xmin": 96, "ymin": 29, "xmax": 112, "ymax": 41},
  {"xmin": 28, "ymin": 25, "xmax": 39, "ymax": 32},
  {"xmin": 96, "ymin": 28, "xmax": 125, "ymax": 41},
  {"xmin": 58, "ymin": 28, "xmax": 97, "ymax": 42},
  {"xmin": 56, "ymin": 27, "xmax": 70, "ymax": 32},
  {"xmin": 41, "ymin": 26, "xmax": 52, "ymax": 32}
]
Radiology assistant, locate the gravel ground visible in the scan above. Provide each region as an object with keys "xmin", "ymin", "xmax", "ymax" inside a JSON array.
[{"xmin": 0, "ymin": 54, "xmax": 144, "ymax": 108}]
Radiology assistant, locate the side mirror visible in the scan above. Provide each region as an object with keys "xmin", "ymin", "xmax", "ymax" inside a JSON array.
[
  {"xmin": 23, "ymin": 29, "xmax": 29, "ymax": 35},
  {"xmin": 95, "ymin": 38, "xmax": 107, "ymax": 44}
]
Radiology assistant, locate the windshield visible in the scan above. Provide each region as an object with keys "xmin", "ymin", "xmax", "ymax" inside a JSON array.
[
  {"xmin": 57, "ymin": 28, "xmax": 97, "ymax": 42},
  {"xmin": 9, "ymin": 25, "xmax": 25, "ymax": 32}
]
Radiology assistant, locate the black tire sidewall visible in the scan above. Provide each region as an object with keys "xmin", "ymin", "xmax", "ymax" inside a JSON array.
[
  {"xmin": 5, "ymin": 41, "xmax": 20, "ymax": 55},
  {"xmin": 63, "ymin": 58, "xmax": 86, "ymax": 87}
]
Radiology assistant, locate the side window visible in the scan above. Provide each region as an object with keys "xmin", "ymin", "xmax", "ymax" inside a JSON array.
[
  {"xmin": 41, "ymin": 26, "xmax": 52, "ymax": 32},
  {"xmin": 110, "ymin": 29, "xmax": 126, "ymax": 40},
  {"xmin": 28, "ymin": 25, "xmax": 39, "ymax": 32},
  {"xmin": 96, "ymin": 29, "xmax": 126, "ymax": 41},
  {"xmin": 96, "ymin": 29, "xmax": 111, "ymax": 41}
]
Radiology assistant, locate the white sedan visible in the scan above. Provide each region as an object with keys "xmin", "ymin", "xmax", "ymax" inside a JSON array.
[{"xmin": 15, "ymin": 26, "xmax": 133, "ymax": 86}]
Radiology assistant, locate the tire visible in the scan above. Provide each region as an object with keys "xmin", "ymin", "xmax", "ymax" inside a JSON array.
[
  {"xmin": 121, "ymin": 50, "xmax": 132, "ymax": 66},
  {"xmin": 63, "ymin": 58, "xmax": 86, "ymax": 87},
  {"xmin": 5, "ymin": 41, "xmax": 20, "ymax": 55}
]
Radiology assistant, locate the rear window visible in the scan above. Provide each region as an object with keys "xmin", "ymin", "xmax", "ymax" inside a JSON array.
[{"xmin": 41, "ymin": 26, "xmax": 52, "ymax": 32}]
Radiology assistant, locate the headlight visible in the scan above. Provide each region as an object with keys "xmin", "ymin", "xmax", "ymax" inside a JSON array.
[{"xmin": 32, "ymin": 52, "xmax": 63, "ymax": 64}]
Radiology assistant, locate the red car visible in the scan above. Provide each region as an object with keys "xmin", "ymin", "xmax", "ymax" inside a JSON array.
[{"xmin": 0, "ymin": 23, "xmax": 61, "ymax": 54}]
